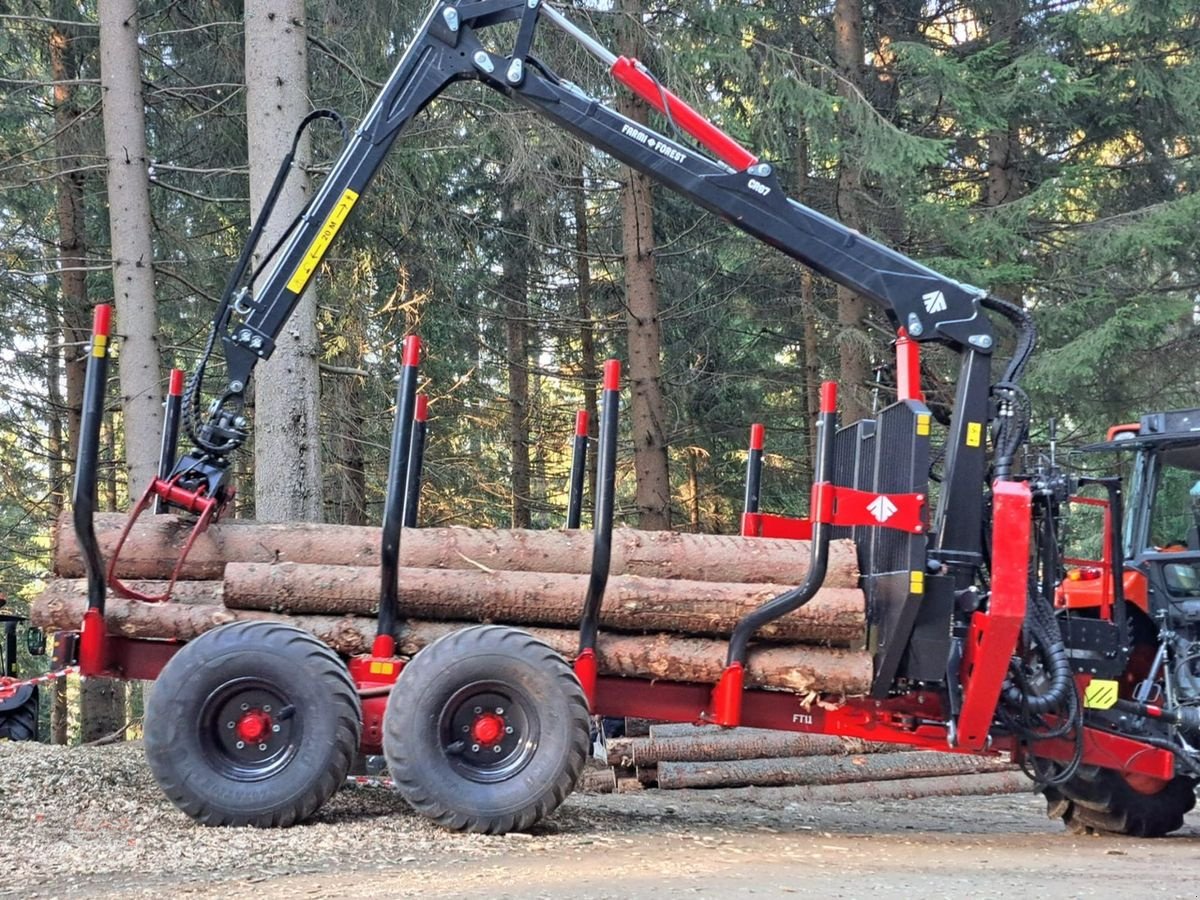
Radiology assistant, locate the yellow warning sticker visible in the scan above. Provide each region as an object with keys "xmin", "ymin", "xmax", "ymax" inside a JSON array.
[
  {"xmin": 909, "ymin": 570, "xmax": 925, "ymax": 595},
  {"xmin": 1083, "ymin": 679, "xmax": 1119, "ymax": 710},
  {"xmin": 916, "ymin": 413, "xmax": 931, "ymax": 437},
  {"xmin": 369, "ymin": 661, "xmax": 396, "ymax": 676},
  {"xmin": 966, "ymin": 421, "xmax": 982, "ymax": 447},
  {"xmin": 92, "ymin": 334, "xmax": 108, "ymax": 358},
  {"xmin": 286, "ymin": 188, "xmax": 360, "ymax": 294}
]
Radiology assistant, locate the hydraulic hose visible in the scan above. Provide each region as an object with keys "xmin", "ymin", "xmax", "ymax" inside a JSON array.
[{"xmin": 981, "ymin": 295, "xmax": 1036, "ymax": 479}]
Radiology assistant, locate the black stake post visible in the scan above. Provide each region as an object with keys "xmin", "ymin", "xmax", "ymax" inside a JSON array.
[
  {"xmin": 566, "ymin": 410, "xmax": 589, "ymax": 529},
  {"xmin": 154, "ymin": 369, "xmax": 186, "ymax": 515},
  {"xmin": 402, "ymin": 394, "xmax": 428, "ymax": 529},
  {"xmin": 727, "ymin": 385, "xmax": 837, "ymax": 668},
  {"xmin": 375, "ymin": 335, "xmax": 421, "ymax": 658},
  {"xmin": 73, "ymin": 305, "xmax": 113, "ymax": 675},
  {"xmin": 743, "ymin": 423, "xmax": 764, "ymax": 517},
  {"xmin": 574, "ymin": 361, "xmax": 619, "ymax": 705},
  {"xmin": 73, "ymin": 305, "xmax": 112, "ymax": 616}
]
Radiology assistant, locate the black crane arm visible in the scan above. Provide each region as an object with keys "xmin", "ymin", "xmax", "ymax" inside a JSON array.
[{"xmin": 177, "ymin": 0, "xmax": 1007, "ymax": 558}]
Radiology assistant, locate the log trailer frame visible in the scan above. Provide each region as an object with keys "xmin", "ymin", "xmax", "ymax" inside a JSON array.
[{"xmin": 55, "ymin": 0, "xmax": 1200, "ymax": 835}]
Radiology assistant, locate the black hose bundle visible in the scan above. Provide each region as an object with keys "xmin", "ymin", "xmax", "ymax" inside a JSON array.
[
  {"xmin": 183, "ymin": 110, "xmax": 348, "ymax": 456},
  {"xmin": 981, "ymin": 295, "xmax": 1037, "ymax": 480},
  {"xmin": 998, "ymin": 507, "xmax": 1085, "ymax": 785}
]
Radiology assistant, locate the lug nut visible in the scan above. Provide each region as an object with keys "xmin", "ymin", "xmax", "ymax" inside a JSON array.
[
  {"xmin": 227, "ymin": 721, "xmax": 235, "ymax": 729},
  {"xmin": 240, "ymin": 703, "xmax": 250, "ymax": 711},
  {"xmin": 493, "ymin": 745, "xmax": 503, "ymax": 754},
  {"xmin": 235, "ymin": 741, "xmax": 245, "ymax": 749},
  {"xmin": 272, "ymin": 724, "xmax": 281, "ymax": 733},
  {"xmin": 474, "ymin": 706, "xmax": 482, "ymax": 714},
  {"xmin": 471, "ymin": 743, "xmax": 480, "ymax": 752},
  {"xmin": 505, "ymin": 726, "xmax": 514, "ymax": 734},
  {"xmin": 258, "ymin": 743, "xmax": 268, "ymax": 751},
  {"xmin": 495, "ymin": 707, "xmax": 504, "ymax": 715}
]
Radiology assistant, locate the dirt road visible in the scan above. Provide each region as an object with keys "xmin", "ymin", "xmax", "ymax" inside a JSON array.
[{"xmin": 3, "ymin": 742, "xmax": 1197, "ymax": 899}]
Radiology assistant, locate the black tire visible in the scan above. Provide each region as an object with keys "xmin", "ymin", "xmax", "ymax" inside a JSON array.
[
  {"xmin": 0, "ymin": 686, "xmax": 38, "ymax": 742},
  {"xmin": 1043, "ymin": 766, "xmax": 1198, "ymax": 837},
  {"xmin": 383, "ymin": 624, "xmax": 589, "ymax": 834},
  {"xmin": 144, "ymin": 621, "xmax": 361, "ymax": 828}
]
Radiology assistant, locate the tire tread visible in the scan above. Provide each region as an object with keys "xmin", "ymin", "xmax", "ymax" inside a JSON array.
[
  {"xmin": 385, "ymin": 625, "xmax": 589, "ymax": 835},
  {"xmin": 1043, "ymin": 767, "xmax": 1197, "ymax": 837},
  {"xmin": 145, "ymin": 621, "xmax": 361, "ymax": 828}
]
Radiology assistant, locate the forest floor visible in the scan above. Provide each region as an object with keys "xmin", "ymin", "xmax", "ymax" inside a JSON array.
[{"xmin": 2, "ymin": 740, "xmax": 1198, "ymax": 899}]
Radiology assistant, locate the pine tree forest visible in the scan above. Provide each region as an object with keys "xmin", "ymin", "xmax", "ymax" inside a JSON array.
[{"xmin": 0, "ymin": 1, "xmax": 1198, "ymax": 740}]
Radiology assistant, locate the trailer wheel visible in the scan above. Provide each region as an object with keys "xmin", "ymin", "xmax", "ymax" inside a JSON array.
[
  {"xmin": 1043, "ymin": 766, "xmax": 1198, "ymax": 837},
  {"xmin": 383, "ymin": 624, "xmax": 589, "ymax": 834},
  {"xmin": 144, "ymin": 621, "xmax": 361, "ymax": 828},
  {"xmin": 0, "ymin": 686, "xmax": 38, "ymax": 741}
]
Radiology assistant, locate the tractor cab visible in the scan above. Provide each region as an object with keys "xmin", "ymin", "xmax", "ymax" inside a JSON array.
[{"xmin": 1061, "ymin": 408, "xmax": 1200, "ymax": 619}]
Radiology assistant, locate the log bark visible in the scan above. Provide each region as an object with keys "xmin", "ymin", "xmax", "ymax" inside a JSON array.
[
  {"xmin": 222, "ymin": 563, "xmax": 865, "ymax": 645},
  {"xmin": 55, "ymin": 513, "xmax": 859, "ymax": 588},
  {"xmin": 740, "ymin": 770, "xmax": 1031, "ymax": 804},
  {"xmin": 31, "ymin": 584, "xmax": 873, "ymax": 694},
  {"xmin": 609, "ymin": 729, "xmax": 902, "ymax": 765},
  {"xmin": 656, "ymin": 751, "xmax": 1013, "ymax": 790},
  {"xmin": 619, "ymin": 730, "xmax": 900, "ymax": 765},
  {"xmin": 577, "ymin": 766, "xmax": 617, "ymax": 793}
]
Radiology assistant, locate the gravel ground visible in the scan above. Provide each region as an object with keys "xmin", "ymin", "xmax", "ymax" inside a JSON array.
[{"xmin": 4, "ymin": 740, "xmax": 1200, "ymax": 899}]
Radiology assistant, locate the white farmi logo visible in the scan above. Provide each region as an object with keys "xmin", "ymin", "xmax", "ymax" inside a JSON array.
[
  {"xmin": 923, "ymin": 290, "xmax": 947, "ymax": 313},
  {"xmin": 868, "ymin": 495, "xmax": 897, "ymax": 523}
]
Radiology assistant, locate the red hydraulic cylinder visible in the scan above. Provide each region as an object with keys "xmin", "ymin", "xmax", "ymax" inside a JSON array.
[
  {"xmin": 610, "ymin": 58, "xmax": 758, "ymax": 172},
  {"xmin": 895, "ymin": 328, "xmax": 924, "ymax": 403}
]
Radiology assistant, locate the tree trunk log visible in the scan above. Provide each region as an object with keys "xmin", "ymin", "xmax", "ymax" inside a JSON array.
[
  {"xmin": 655, "ymin": 751, "xmax": 1013, "ymax": 790},
  {"xmin": 577, "ymin": 766, "xmax": 617, "ymax": 793},
  {"xmin": 740, "ymin": 770, "xmax": 1031, "ymax": 804},
  {"xmin": 54, "ymin": 514, "xmax": 858, "ymax": 588},
  {"xmin": 615, "ymin": 730, "xmax": 901, "ymax": 765},
  {"xmin": 222, "ymin": 563, "xmax": 865, "ymax": 645},
  {"xmin": 31, "ymin": 584, "xmax": 872, "ymax": 694}
]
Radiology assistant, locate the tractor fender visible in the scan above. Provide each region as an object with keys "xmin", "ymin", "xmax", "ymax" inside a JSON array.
[{"xmin": 0, "ymin": 683, "xmax": 35, "ymax": 712}]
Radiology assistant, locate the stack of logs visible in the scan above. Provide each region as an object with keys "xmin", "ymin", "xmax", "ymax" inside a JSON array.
[
  {"xmin": 37, "ymin": 513, "xmax": 873, "ymax": 695},
  {"xmin": 40, "ymin": 514, "xmax": 1027, "ymax": 802},
  {"xmin": 578, "ymin": 722, "xmax": 1027, "ymax": 801}
]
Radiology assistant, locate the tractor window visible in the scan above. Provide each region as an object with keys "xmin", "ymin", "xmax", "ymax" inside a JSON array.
[{"xmin": 1148, "ymin": 448, "xmax": 1200, "ymax": 552}]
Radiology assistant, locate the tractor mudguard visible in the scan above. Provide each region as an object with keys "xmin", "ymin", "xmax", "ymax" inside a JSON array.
[{"xmin": 0, "ymin": 683, "xmax": 35, "ymax": 712}]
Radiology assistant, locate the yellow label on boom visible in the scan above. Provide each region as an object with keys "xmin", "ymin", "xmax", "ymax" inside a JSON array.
[{"xmin": 287, "ymin": 188, "xmax": 360, "ymax": 294}]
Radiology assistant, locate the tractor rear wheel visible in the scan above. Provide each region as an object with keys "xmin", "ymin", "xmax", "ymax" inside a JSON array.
[
  {"xmin": 1043, "ymin": 766, "xmax": 1197, "ymax": 837},
  {"xmin": 0, "ymin": 686, "xmax": 38, "ymax": 741},
  {"xmin": 145, "ymin": 621, "xmax": 361, "ymax": 827},
  {"xmin": 383, "ymin": 624, "xmax": 589, "ymax": 834}
]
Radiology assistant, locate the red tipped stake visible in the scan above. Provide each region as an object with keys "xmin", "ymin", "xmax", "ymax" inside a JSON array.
[
  {"xmin": 603, "ymin": 358, "xmax": 621, "ymax": 392},
  {"xmin": 92, "ymin": 304, "xmax": 113, "ymax": 337},
  {"xmin": 414, "ymin": 393, "xmax": 429, "ymax": 422},
  {"xmin": 820, "ymin": 381, "xmax": 838, "ymax": 415},
  {"xmin": 168, "ymin": 368, "xmax": 186, "ymax": 396},
  {"xmin": 749, "ymin": 423, "xmax": 765, "ymax": 451},
  {"xmin": 575, "ymin": 409, "xmax": 589, "ymax": 437},
  {"xmin": 402, "ymin": 334, "xmax": 422, "ymax": 368}
]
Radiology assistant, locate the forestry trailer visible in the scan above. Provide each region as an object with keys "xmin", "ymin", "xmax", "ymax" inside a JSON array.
[{"xmin": 48, "ymin": 0, "xmax": 1200, "ymax": 836}]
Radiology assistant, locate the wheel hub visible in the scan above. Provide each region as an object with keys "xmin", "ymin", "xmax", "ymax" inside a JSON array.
[
  {"xmin": 235, "ymin": 709, "xmax": 273, "ymax": 743},
  {"xmin": 200, "ymin": 679, "xmax": 297, "ymax": 780},
  {"xmin": 440, "ymin": 685, "xmax": 538, "ymax": 784},
  {"xmin": 471, "ymin": 711, "xmax": 505, "ymax": 746}
]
